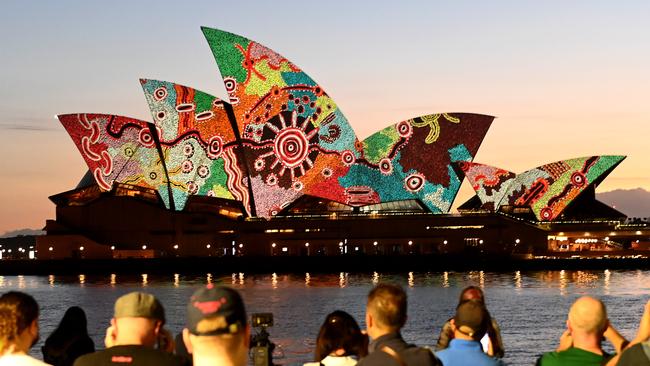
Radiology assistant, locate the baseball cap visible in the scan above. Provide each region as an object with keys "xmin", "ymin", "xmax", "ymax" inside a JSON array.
[
  {"xmin": 114, "ymin": 292, "xmax": 165, "ymax": 323},
  {"xmin": 454, "ymin": 299, "xmax": 488, "ymax": 340},
  {"xmin": 187, "ymin": 284, "xmax": 247, "ymax": 336}
]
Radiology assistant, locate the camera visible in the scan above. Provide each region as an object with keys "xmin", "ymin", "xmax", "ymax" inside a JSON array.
[{"xmin": 250, "ymin": 313, "xmax": 275, "ymax": 366}]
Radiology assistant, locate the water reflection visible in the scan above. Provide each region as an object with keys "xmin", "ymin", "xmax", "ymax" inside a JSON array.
[
  {"xmin": 339, "ymin": 272, "xmax": 347, "ymax": 288},
  {"xmin": 514, "ymin": 271, "xmax": 521, "ymax": 289},
  {"xmin": 2, "ymin": 270, "xmax": 650, "ymax": 366}
]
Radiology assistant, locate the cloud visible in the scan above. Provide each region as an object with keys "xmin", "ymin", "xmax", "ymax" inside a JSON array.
[
  {"xmin": 0, "ymin": 116, "xmax": 59, "ymax": 131},
  {"xmin": 0, "ymin": 123, "xmax": 58, "ymax": 131}
]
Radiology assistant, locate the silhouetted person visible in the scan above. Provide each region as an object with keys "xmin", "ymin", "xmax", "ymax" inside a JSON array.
[
  {"xmin": 357, "ymin": 283, "xmax": 440, "ymax": 366},
  {"xmin": 536, "ymin": 296, "xmax": 628, "ymax": 366},
  {"xmin": 42, "ymin": 306, "xmax": 94, "ymax": 366},
  {"xmin": 304, "ymin": 310, "xmax": 368, "ymax": 366},
  {"xmin": 435, "ymin": 286, "xmax": 504, "ymax": 357},
  {"xmin": 74, "ymin": 292, "xmax": 186, "ymax": 366},
  {"xmin": 435, "ymin": 300, "xmax": 503, "ymax": 366},
  {"xmin": 0, "ymin": 291, "xmax": 49, "ymax": 365},
  {"xmin": 182, "ymin": 285, "xmax": 250, "ymax": 366}
]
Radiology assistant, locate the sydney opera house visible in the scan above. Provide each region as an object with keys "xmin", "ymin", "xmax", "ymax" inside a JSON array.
[{"xmin": 37, "ymin": 27, "xmax": 645, "ymax": 259}]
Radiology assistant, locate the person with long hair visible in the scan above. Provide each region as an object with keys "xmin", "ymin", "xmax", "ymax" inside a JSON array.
[
  {"xmin": 304, "ymin": 310, "xmax": 368, "ymax": 366},
  {"xmin": 41, "ymin": 306, "xmax": 94, "ymax": 366},
  {"xmin": 0, "ymin": 291, "xmax": 49, "ymax": 365}
]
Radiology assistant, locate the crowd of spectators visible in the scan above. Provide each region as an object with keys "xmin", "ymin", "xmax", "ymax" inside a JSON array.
[{"xmin": 1, "ymin": 284, "xmax": 649, "ymax": 366}]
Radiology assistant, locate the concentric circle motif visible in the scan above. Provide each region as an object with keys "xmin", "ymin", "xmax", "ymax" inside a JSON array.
[
  {"xmin": 224, "ymin": 77, "xmax": 237, "ymax": 94},
  {"xmin": 206, "ymin": 136, "xmax": 223, "ymax": 159},
  {"xmin": 404, "ymin": 173, "xmax": 425, "ymax": 193},
  {"xmin": 156, "ymin": 111, "xmax": 166, "ymax": 121},
  {"xmin": 396, "ymin": 120, "xmax": 413, "ymax": 138},
  {"xmin": 197, "ymin": 165, "xmax": 210, "ymax": 178},
  {"xmin": 266, "ymin": 173, "xmax": 278, "ymax": 186},
  {"xmin": 124, "ymin": 147, "xmax": 135, "ymax": 158},
  {"xmin": 274, "ymin": 127, "xmax": 309, "ymax": 168},
  {"xmin": 183, "ymin": 144, "xmax": 194, "ymax": 158},
  {"xmin": 138, "ymin": 128, "xmax": 156, "ymax": 148},
  {"xmin": 456, "ymin": 161, "xmax": 470, "ymax": 172},
  {"xmin": 269, "ymin": 206, "xmax": 282, "ymax": 216},
  {"xmin": 379, "ymin": 158, "xmax": 393, "ymax": 175},
  {"xmin": 341, "ymin": 150, "xmax": 356, "ymax": 166},
  {"xmin": 149, "ymin": 172, "xmax": 157, "ymax": 180},
  {"xmin": 181, "ymin": 160, "xmax": 194, "ymax": 174},
  {"xmin": 540, "ymin": 207, "xmax": 553, "ymax": 221},
  {"xmin": 571, "ymin": 172, "xmax": 586, "ymax": 187},
  {"xmin": 153, "ymin": 87, "xmax": 167, "ymax": 101},
  {"xmin": 322, "ymin": 167, "xmax": 333, "ymax": 178},
  {"xmin": 187, "ymin": 181, "xmax": 198, "ymax": 195},
  {"xmin": 292, "ymin": 180, "xmax": 304, "ymax": 192},
  {"xmin": 254, "ymin": 158, "xmax": 265, "ymax": 172}
]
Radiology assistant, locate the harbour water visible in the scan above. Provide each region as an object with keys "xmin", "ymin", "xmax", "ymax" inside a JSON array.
[{"xmin": 1, "ymin": 270, "xmax": 649, "ymax": 365}]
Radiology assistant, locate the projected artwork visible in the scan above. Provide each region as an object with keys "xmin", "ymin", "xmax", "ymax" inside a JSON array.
[
  {"xmin": 58, "ymin": 27, "xmax": 498, "ymax": 219},
  {"xmin": 353, "ymin": 113, "xmax": 493, "ymax": 213},
  {"xmin": 462, "ymin": 156, "xmax": 626, "ymax": 221},
  {"xmin": 201, "ymin": 28, "xmax": 494, "ymax": 216},
  {"xmin": 201, "ymin": 27, "xmax": 361, "ymax": 218},
  {"xmin": 456, "ymin": 162, "xmax": 516, "ymax": 211},
  {"xmin": 140, "ymin": 79, "xmax": 250, "ymax": 211},
  {"xmin": 58, "ymin": 114, "xmax": 172, "ymax": 207}
]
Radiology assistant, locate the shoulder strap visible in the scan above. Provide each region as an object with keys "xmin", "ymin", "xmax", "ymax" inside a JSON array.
[{"xmin": 381, "ymin": 346, "xmax": 407, "ymax": 366}]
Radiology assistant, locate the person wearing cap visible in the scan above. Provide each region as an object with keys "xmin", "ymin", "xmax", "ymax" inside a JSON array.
[
  {"xmin": 435, "ymin": 286, "xmax": 504, "ymax": 358},
  {"xmin": 73, "ymin": 292, "xmax": 186, "ymax": 366},
  {"xmin": 357, "ymin": 283, "xmax": 441, "ymax": 366},
  {"xmin": 182, "ymin": 284, "xmax": 250, "ymax": 366},
  {"xmin": 434, "ymin": 300, "xmax": 503, "ymax": 366}
]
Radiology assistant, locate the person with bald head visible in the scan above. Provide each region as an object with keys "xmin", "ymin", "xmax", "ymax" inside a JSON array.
[
  {"xmin": 435, "ymin": 286, "xmax": 504, "ymax": 358},
  {"xmin": 536, "ymin": 296, "xmax": 628, "ymax": 366}
]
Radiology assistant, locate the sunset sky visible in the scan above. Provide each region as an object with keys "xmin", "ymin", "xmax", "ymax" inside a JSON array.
[{"xmin": 0, "ymin": 1, "xmax": 648, "ymax": 234}]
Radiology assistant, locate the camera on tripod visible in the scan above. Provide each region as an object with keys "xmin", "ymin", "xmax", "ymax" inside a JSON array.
[{"xmin": 250, "ymin": 313, "xmax": 275, "ymax": 366}]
